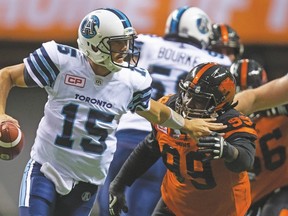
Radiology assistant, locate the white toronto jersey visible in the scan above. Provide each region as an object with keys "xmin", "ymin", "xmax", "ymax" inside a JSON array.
[
  {"xmin": 23, "ymin": 40, "xmax": 152, "ymax": 185},
  {"xmin": 117, "ymin": 34, "xmax": 232, "ymax": 132}
]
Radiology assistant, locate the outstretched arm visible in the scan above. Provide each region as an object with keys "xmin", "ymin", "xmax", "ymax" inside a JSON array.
[
  {"xmin": 198, "ymin": 133, "xmax": 255, "ymax": 173},
  {"xmin": 234, "ymin": 74, "xmax": 288, "ymax": 115},
  {"xmin": 137, "ymin": 100, "xmax": 226, "ymax": 140},
  {"xmin": 0, "ymin": 63, "xmax": 27, "ymax": 126}
]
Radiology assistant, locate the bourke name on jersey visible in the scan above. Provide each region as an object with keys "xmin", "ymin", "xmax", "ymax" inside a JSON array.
[{"xmin": 157, "ymin": 47, "xmax": 200, "ymax": 67}]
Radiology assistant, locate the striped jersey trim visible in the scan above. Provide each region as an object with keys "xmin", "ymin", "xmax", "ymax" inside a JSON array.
[
  {"xmin": 25, "ymin": 46, "xmax": 59, "ymax": 87},
  {"xmin": 128, "ymin": 87, "xmax": 152, "ymax": 112}
]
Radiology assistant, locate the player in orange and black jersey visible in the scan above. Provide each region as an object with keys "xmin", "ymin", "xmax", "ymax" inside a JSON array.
[
  {"xmin": 246, "ymin": 116, "xmax": 288, "ymax": 216},
  {"xmin": 208, "ymin": 23, "xmax": 244, "ymax": 62},
  {"xmin": 108, "ymin": 62, "xmax": 257, "ymax": 216},
  {"xmin": 231, "ymin": 59, "xmax": 288, "ymax": 216}
]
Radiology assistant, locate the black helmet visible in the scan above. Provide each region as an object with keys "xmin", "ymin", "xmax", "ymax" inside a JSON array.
[
  {"xmin": 209, "ymin": 23, "xmax": 244, "ymax": 60},
  {"xmin": 230, "ymin": 59, "xmax": 268, "ymax": 92},
  {"xmin": 176, "ymin": 62, "xmax": 236, "ymax": 118}
]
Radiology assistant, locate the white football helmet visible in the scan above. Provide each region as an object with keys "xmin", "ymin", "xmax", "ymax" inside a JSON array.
[
  {"xmin": 77, "ymin": 8, "xmax": 140, "ymax": 72},
  {"xmin": 164, "ymin": 6, "xmax": 212, "ymax": 49}
]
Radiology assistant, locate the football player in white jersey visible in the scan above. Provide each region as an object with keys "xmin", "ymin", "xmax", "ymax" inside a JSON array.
[
  {"xmin": 97, "ymin": 6, "xmax": 232, "ymax": 216},
  {"xmin": 0, "ymin": 8, "xmax": 226, "ymax": 216}
]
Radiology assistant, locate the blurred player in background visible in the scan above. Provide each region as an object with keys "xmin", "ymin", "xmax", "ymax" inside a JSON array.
[
  {"xmin": 97, "ymin": 6, "xmax": 232, "ymax": 216},
  {"xmin": 230, "ymin": 59, "xmax": 268, "ymax": 93},
  {"xmin": 208, "ymin": 23, "xmax": 244, "ymax": 62},
  {"xmin": 108, "ymin": 63, "xmax": 257, "ymax": 216},
  {"xmin": 0, "ymin": 8, "xmax": 225, "ymax": 216},
  {"xmin": 231, "ymin": 59, "xmax": 288, "ymax": 216}
]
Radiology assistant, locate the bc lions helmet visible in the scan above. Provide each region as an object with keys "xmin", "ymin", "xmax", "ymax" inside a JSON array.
[
  {"xmin": 230, "ymin": 58, "xmax": 268, "ymax": 92},
  {"xmin": 209, "ymin": 23, "xmax": 244, "ymax": 61},
  {"xmin": 164, "ymin": 6, "xmax": 212, "ymax": 49},
  {"xmin": 77, "ymin": 8, "xmax": 140, "ymax": 72},
  {"xmin": 176, "ymin": 62, "xmax": 236, "ymax": 118}
]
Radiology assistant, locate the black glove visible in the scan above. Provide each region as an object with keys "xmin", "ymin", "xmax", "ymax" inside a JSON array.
[
  {"xmin": 109, "ymin": 180, "xmax": 128, "ymax": 216},
  {"xmin": 197, "ymin": 132, "xmax": 238, "ymax": 162}
]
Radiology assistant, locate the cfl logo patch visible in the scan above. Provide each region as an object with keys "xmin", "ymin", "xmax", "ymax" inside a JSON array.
[
  {"xmin": 81, "ymin": 192, "xmax": 91, "ymax": 202},
  {"xmin": 65, "ymin": 74, "xmax": 86, "ymax": 88}
]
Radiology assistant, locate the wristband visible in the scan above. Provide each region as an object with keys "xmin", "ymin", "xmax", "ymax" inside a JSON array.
[
  {"xmin": 224, "ymin": 142, "xmax": 239, "ymax": 162},
  {"xmin": 160, "ymin": 108, "xmax": 185, "ymax": 130}
]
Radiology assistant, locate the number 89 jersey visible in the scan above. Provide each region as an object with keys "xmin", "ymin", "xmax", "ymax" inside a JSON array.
[
  {"xmin": 23, "ymin": 40, "xmax": 152, "ymax": 185},
  {"xmin": 154, "ymin": 95, "xmax": 257, "ymax": 216}
]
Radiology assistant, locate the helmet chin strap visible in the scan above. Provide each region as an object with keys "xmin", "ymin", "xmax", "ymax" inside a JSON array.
[
  {"xmin": 79, "ymin": 41, "xmax": 122, "ymax": 73},
  {"xmin": 102, "ymin": 57, "xmax": 122, "ymax": 72},
  {"xmin": 88, "ymin": 55, "xmax": 122, "ymax": 73}
]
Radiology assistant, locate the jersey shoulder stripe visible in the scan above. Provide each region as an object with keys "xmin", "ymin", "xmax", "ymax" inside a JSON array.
[
  {"xmin": 24, "ymin": 41, "xmax": 60, "ymax": 87},
  {"xmin": 128, "ymin": 87, "xmax": 152, "ymax": 112}
]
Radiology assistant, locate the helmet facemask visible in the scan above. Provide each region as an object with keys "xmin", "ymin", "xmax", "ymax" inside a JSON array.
[
  {"xmin": 176, "ymin": 81, "xmax": 217, "ymax": 119},
  {"xmin": 95, "ymin": 34, "xmax": 140, "ymax": 71},
  {"xmin": 176, "ymin": 63, "xmax": 236, "ymax": 119}
]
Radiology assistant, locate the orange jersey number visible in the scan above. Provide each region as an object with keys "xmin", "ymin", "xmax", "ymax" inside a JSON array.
[
  {"xmin": 252, "ymin": 127, "xmax": 285, "ymax": 175},
  {"xmin": 162, "ymin": 144, "xmax": 216, "ymax": 190},
  {"xmin": 228, "ymin": 115, "xmax": 253, "ymax": 127}
]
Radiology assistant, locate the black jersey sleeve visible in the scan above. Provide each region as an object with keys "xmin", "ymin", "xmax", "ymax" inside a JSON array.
[
  {"xmin": 224, "ymin": 137, "xmax": 256, "ymax": 172},
  {"xmin": 113, "ymin": 128, "xmax": 161, "ymax": 187},
  {"xmin": 217, "ymin": 109, "xmax": 257, "ymax": 172}
]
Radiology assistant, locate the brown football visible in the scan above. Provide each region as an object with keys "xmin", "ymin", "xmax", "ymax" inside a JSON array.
[{"xmin": 0, "ymin": 121, "xmax": 24, "ymax": 160}]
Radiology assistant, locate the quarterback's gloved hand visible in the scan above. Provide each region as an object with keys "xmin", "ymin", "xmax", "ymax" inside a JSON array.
[
  {"xmin": 197, "ymin": 132, "xmax": 238, "ymax": 162},
  {"xmin": 109, "ymin": 180, "xmax": 128, "ymax": 216}
]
